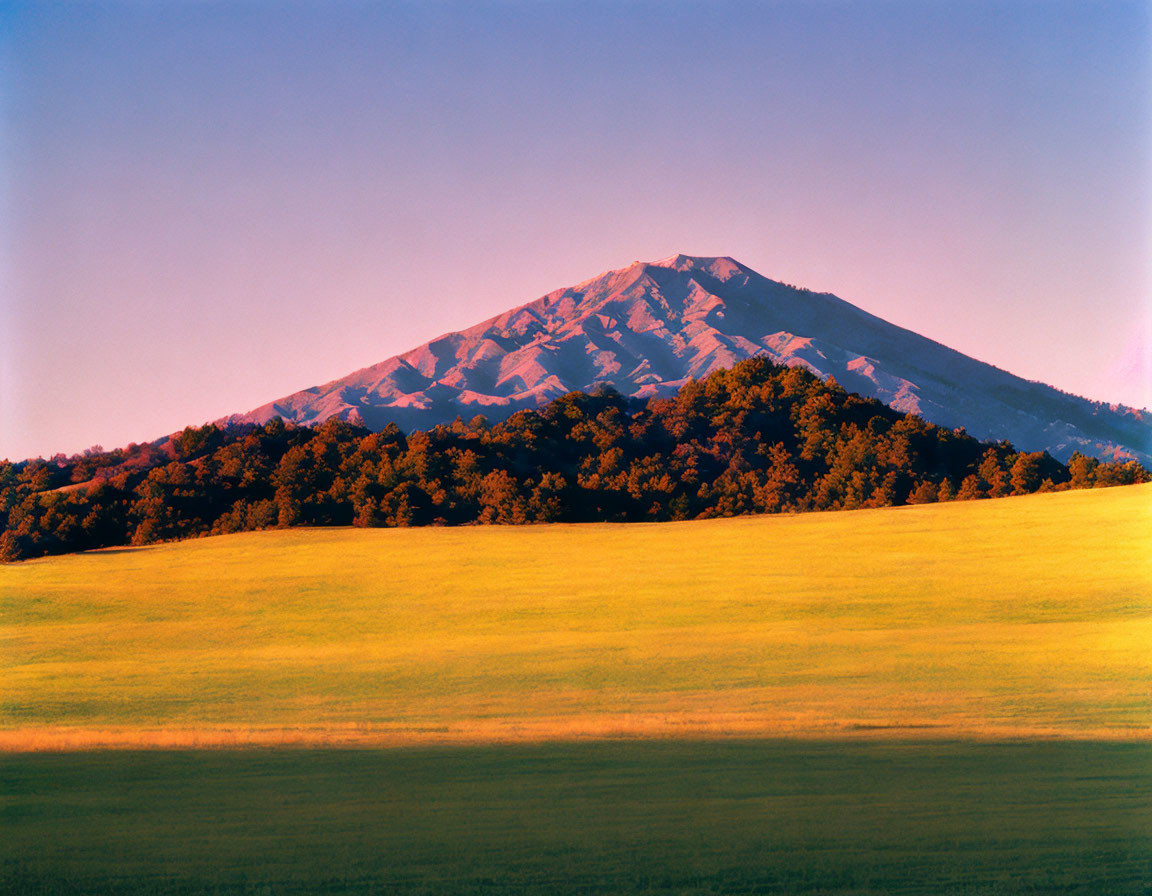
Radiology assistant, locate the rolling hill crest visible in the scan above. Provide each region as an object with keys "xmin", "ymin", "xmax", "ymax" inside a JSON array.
[{"xmin": 222, "ymin": 254, "xmax": 1150, "ymax": 464}]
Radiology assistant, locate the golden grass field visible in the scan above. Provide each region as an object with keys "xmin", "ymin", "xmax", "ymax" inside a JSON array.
[{"xmin": 2, "ymin": 483, "xmax": 1150, "ymax": 749}]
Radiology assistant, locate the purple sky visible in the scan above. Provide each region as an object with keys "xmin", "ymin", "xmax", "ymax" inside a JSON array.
[{"xmin": 3, "ymin": 1, "xmax": 1150, "ymax": 461}]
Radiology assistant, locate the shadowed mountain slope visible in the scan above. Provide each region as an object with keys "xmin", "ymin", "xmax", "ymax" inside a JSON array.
[{"xmin": 223, "ymin": 254, "xmax": 1150, "ymax": 463}]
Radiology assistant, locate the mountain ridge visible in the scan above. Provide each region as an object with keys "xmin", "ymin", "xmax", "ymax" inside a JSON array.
[{"xmin": 221, "ymin": 254, "xmax": 1150, "ymax": 464}]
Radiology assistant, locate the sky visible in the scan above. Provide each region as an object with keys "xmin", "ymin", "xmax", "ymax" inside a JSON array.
[{"xmin": 2, "ymin": 0, "xmax": 1150, "ymax": 461}]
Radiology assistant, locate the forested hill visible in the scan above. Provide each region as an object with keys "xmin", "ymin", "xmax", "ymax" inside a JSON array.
[{"xmin": 2, "ymin": 358, "xmax": 1146, "ymax": 562}]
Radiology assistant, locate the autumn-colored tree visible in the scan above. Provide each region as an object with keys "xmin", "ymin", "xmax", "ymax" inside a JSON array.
[
  {"xmin": 0, "ymin": 529, "xmax": 25, "ymax": 562},
  {"xmin": 955, "ymin": 475, "xmax": 984, "ymax": 500},
  {"xmin": 1009, "ymin": 452, "xmax": 1044, "ymax": 495},
  {"xmin": 529, "ymin": 472, "xmax": 569, "ymax": 522},
  {"xmin": 906, "ymin": 479, "xmax": 939, "ymax": 504},
  {"xmin": 1067, "ymin": 452, "xmax": 1098, "ymax": 489},
  {"xmin": 978, "ymin": 449, "xmax": 1012, "ymax": 498},
  {"xmin": 1094, "ymin": 459, "xmax": 1150, "ymax": 488},
  {"xmin": 757, "ymin": 442, "xmax": 801, "ymax": 512}
]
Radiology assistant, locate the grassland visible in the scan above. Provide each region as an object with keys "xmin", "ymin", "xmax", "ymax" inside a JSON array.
[
  {"xmin": 3, "ymin": 484, "xmax": 1151, "ymax": 746},
  {"xmin": 4, "ymin": 741, "xmax": 1150, "ymax": 894},
  {"xmin": 3, "ymin": 486, "xmax": 1151, "ymax": 893}
]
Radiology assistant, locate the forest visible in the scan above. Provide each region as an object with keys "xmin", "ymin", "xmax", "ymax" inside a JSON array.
[{"xmin": 2, "ymin": 358, "xmax": 1146, "ymax": 562}]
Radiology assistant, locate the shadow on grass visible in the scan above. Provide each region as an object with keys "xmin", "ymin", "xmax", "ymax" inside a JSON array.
[{"xmin": 2, "ymin": 739, "xmax": 1150, "ymax": 894}]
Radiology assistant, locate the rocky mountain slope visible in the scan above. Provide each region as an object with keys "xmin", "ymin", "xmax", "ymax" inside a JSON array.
[{"xmin": 222, "ymin": 254, "xmax": 1150, "ymax": 464}]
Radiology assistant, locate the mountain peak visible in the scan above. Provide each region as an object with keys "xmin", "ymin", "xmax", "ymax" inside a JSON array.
[
  {"xmin": 649, "ymin": 253, "xmax": 746, "ymax": 277},
  {"xmin": 220, "ymin": 257, "xmax": 1151, "ymax": 465}
]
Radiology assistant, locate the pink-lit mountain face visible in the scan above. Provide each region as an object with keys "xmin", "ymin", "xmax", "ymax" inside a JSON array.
[{"xmin": 223, "ymin": 255, "xmax": 1150, "ymax": 464}]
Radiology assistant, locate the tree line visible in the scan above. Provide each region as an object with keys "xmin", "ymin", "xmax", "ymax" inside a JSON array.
[{"xmin": 2, "ymin": 358, "xmax": 1146, "ymax": 562}]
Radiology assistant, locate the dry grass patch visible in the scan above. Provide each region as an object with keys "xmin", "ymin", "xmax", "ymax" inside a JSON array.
[{"xmin": 3, "ymin": 484, "xmax": 1150, "ymax": 748}]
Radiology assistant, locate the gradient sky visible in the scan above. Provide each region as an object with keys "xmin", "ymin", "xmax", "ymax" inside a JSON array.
[{"xmin": 2, "ymin": 1, "xmax": 1150, "ymax": 461}]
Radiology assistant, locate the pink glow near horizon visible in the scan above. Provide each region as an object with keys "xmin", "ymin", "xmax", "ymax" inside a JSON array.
[{"xmin": 2, "ymin": 2, "xmax": 1149, "ymax": 460}]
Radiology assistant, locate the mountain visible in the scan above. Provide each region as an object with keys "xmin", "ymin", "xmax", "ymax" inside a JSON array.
[{"xmin": 222, "ymin": 254, "xmax": 1150, "ymax": 464}]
